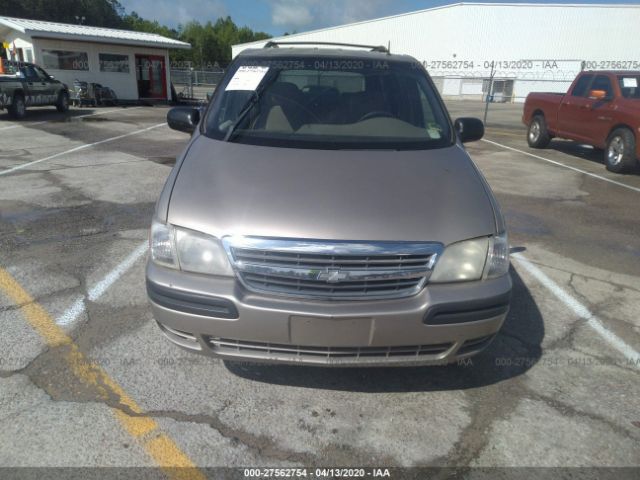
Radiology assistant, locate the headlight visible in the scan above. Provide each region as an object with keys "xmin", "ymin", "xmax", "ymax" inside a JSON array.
[
  {"xmin": 485, "ymin": 231, "xmax": 510, "ymax": 278},
  {"xmin": 430, "ymin": 233, "xmax": 510, "ymax": 283},
  {"xmin": 430, "ymin": 237, "xmax": 489, "ymax": 283},
  {"xmin": 150, "ymin": 219, "xmax": 233, "ymax": 276},
  {"xmin": 150, "ymin": 220, "xmax": 177, "ymax": 268},
  {"xmin": 175, "ymin": 227, "xmax": 234, "ymax": 276}
]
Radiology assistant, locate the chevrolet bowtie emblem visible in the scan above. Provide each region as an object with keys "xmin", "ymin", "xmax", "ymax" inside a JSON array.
[{"xmin": 317, "ymin": 268, "xmax": 349, "ymax": 283}]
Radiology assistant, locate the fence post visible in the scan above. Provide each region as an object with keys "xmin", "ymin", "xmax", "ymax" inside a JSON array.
[
  {"xmin": 483, "ymin": 61, "xmax": 495, "ymax": 125},
  {"xmin": 188, "ymin": 68, "xmax": 194, "ymax": 99}
]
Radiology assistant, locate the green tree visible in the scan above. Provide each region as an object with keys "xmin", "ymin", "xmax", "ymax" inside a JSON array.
[
  {"xmin": 121, "ymin": 11, "xmax": 178, "ymax": 38},
  {"xmin": 0, "ymin": 0, "xmax": 125, "ymax": 28},
  {"xmin": 177, "ymin": 17, "xmax": 270, "ymax": 67}
]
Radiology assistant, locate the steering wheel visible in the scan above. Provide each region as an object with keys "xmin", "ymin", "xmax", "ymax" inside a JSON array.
[{"xmin": 358, "ymin": 111, "xmax": 395, "ymax": 122}]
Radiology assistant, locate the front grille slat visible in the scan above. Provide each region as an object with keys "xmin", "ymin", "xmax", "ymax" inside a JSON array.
[
  {"xmin": 209, "ymin": 337, "xmax": 453, "ymax": 360},
  {"xmin": 223, "ymin": 238, "xmax": 443, "ymax": 300},
  {"xmin": 234, "ymin": 251, "xmax": 433, "ymax": 268},
  {"xmin": 243, "ymin": 274, "xmax": 419, "ymax": 290}
]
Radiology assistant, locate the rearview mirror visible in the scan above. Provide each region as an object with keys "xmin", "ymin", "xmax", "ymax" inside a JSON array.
[
  {"xmin": 588, "ymin": 89, "xmax": 607, "ymax": 100},
  {"xmin": 454, "ymin": 117, "xmax": 484, "ymax": 143},
  {"xmin": 167, "ymin": 107, "xmax": 200, "ymax": 134}
]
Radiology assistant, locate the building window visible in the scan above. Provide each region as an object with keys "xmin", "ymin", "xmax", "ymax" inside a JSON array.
[
  {"xmin": 42, "ymin": 50, "xmax": 89, "ymax": 71},
  {"xmin": 99, "ymin": 53, "xmax": 129, "ymax": 73}
]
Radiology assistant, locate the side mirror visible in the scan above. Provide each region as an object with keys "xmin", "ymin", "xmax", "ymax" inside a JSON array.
[
  {"xmin": 588, "ymin": 89, "xmax": 607, "ymax": 101},
  {"xmin": 454, "ymin": 117, "xmax": 484, "ymax": 143},
  {"xmin": 167, "ymin": 107, "xmax": 200, "ymax": 134}
]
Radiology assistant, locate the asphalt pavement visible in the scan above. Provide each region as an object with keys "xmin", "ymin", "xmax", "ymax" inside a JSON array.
[{"xmin": 0, "ymin": 102, "xmax": 638, "ymax": 478}]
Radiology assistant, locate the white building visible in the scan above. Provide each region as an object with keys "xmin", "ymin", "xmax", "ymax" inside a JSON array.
[
  {"xmin": 0, "ymin": 16, "xmax": 190, "ymax": 101},
  {"xmin": 232, "ymin": 2, "xmax": 640, "ymax": 102}
]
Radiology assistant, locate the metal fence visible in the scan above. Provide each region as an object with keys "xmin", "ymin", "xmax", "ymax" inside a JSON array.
[
  {"xmin": 428, "ymin": 59, "xmax": 587, "ymax": 126},
  {"xmin": 171, "ymin": 69, "xmax": 226, "ymax": 102},
  {"xmin": 432, "ymin": 76, "xmax": 574, "ymax": 103},
  {"xmin": 431, "ymin": 75, "xmax": 577, "ymax": 128}
]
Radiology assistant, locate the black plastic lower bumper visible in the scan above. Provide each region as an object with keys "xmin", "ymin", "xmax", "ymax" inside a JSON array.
[
  {"xmin": 423, "ymin": 291, "xmax": 511, "ymax": 325},
  {"xmin": 146, "ymin": 280, "xmax": 239, "ymax": 319}
]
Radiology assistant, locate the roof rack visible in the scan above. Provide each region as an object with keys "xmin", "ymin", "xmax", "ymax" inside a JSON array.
[{"xmin": 263, "ymin": 41, "xmax": 389, "ymax": 54}]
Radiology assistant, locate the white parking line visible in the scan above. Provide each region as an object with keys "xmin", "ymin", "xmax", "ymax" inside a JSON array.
[
  {"xmin": 512, "ymin": 252, "xmax": 640, "ymax": 366},
  {"xmin": 0, "ymin": 120, "xmax": 49, "ymax": 131},
  {"xmin": 482, "ymin": 138, "xmax": 640, "ymax": 194},
  {"xmin": 0, "ymin": 122, "xmax": 166, "ymax": 176},
  {"xmin": 0, "ymin": 107, "xmax": 143, "ymax": 131},
  {"xmin": 57, "ymin": 242, "xmax": 148, "ymax": 327}
]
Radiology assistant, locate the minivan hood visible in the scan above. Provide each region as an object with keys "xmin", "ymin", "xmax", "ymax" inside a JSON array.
[{"xmin": 168, "ymin": 136, "xmax": 496, "ymax": 246}]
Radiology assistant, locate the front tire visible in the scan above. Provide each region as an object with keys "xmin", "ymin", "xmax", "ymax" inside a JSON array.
[
  {"xmin": 8, "ymin": 94, "xmax": 26, "ymax": 119},
  {"xmin": 527, "ymin": 114, "xmax": 551, "ymax": 148},
  {"xmin": 56, "ymin": 91, "xmax": 69, "ymax": 113},
  {"xmin": 605, "ymin": 128, "xmax": 637, "ymax": 173}
]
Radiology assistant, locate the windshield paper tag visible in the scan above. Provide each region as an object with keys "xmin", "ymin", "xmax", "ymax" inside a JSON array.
[
  {"xmin": 225, "ymin": 66, "xmax": 269, "ymax": 91},
  {"xmin": 622, "ymin": 77, "xmax": 638, "ymax": 88}
]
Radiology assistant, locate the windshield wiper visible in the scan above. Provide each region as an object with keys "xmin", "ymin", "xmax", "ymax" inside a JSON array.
[{"xmin": 223, "ymin": 72, "xmax": 278, "ymax": 142}]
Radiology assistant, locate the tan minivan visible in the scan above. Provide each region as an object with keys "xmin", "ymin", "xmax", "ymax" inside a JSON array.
[{"xmin": 147, "ymin": 42, "xmax": 511, "ymax": 366}]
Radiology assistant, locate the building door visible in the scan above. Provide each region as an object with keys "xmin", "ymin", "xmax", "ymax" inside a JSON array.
[{"xmin": 135, "ymin": 55, "xmax": 166, "ymax": 99}]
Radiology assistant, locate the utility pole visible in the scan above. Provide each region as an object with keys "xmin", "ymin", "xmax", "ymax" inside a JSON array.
[{"xmin": 483, "ymin": 61, "xmax": 495, "ymax": 125}]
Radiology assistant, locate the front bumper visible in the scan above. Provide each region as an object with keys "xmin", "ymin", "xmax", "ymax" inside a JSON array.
[{"xmin": 146, "ymin": 261, "xmax": 512, "ymax": 367}]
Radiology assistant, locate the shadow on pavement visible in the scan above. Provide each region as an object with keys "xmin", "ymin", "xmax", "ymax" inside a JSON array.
[
  {"xmin": 550, "ymin": 140, "xmax": 604, "ymax": 164},
  {"xmin": 0, "ymin": 105, "xmax": 139, "ymax": 123},
  {"xmin": 547, "ymin": 140, "xmax": 639, "ymax": 174},
  {"xmin": 225, "ymin": 267, "xmax": 543, "ymax": 392}
]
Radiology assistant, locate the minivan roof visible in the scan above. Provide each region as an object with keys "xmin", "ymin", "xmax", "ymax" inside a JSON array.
[{"xmin": 237, "ymin": 47, "xmax": 415, "ymax": 63}]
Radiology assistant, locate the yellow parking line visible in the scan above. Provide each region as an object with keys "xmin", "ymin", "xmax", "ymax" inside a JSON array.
[{"xmin": 0, "ymin": 268, "xmax": 206, "ymax": 479}]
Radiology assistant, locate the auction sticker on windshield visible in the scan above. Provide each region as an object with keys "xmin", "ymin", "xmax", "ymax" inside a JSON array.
[{"xmin": 226, "ymin": 66, "xmax": 270, "ymax": 91}]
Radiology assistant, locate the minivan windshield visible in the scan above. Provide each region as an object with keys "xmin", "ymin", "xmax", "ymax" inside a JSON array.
[{"xmin": 204, "ymin": 55, "xmax": 453, "ymax": 150}]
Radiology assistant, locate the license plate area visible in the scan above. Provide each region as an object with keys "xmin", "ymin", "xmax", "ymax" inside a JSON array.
[{"xmin": 289, "ymin": 315, "xmax": 373, "ymax": 346}]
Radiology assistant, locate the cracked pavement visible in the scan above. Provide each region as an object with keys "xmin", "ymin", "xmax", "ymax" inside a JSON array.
[{"xmin": 0, "ymin": 103, "xmax": 639, "ymax": 473}]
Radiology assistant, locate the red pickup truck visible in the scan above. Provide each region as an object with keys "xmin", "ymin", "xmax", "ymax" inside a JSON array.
[{"xmin": 523, "ymin": 71, "xmax": 640, "ymax": 173}]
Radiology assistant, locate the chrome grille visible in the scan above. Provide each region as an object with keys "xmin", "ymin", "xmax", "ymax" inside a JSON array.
[
  {"xmin": 222, "ymin": 237, "xmax": 443, "ymax": 300},
  {"xmin": 208, "ymin": 337, "xmax": 453, "ymax": 363}
]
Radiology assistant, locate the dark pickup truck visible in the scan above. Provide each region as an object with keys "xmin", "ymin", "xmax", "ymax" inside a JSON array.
[
  {"xmin": 523, "ymin": 71, "xmax": 640, "ymax": 173},
  {"xmin": 0, "ymin": 60, "xmax": 69, "ymax": 119}
]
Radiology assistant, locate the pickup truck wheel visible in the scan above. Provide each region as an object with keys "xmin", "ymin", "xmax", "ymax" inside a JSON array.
[
  {"xmin": 527, "ymin": 115, "xmax": 550, "ymax": 148},
  {"xmin": 8, "ymin": 94, "xmax": 26, "ymax": 119},
  {"xmin": 56, "ymin": 91, "xmax": 69, "ymax": 113},
  {"xmin": 605, "ymin": 128, "xmax": 637, "ymax": 173}
]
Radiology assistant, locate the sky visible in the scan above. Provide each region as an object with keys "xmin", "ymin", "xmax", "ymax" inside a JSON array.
[{"xmin": 118, "ymin": 0, "xmax": 633, "ymax": 36}]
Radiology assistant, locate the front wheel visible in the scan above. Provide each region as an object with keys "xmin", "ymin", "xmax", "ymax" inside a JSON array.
[
  {"xmin": 527, "ymin": 114, "xmax": 551, "ymax": 148},
  {"xmin": 8, "ymin": 94, "xmax": 26, "ymax": 119},
  {"xmin": 605, "ymin": 128, "xmax": 637, "ymax": 173},
  {"xmin": 56, "ymin": 91, "xmax": 69, "ymax": 112}
]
